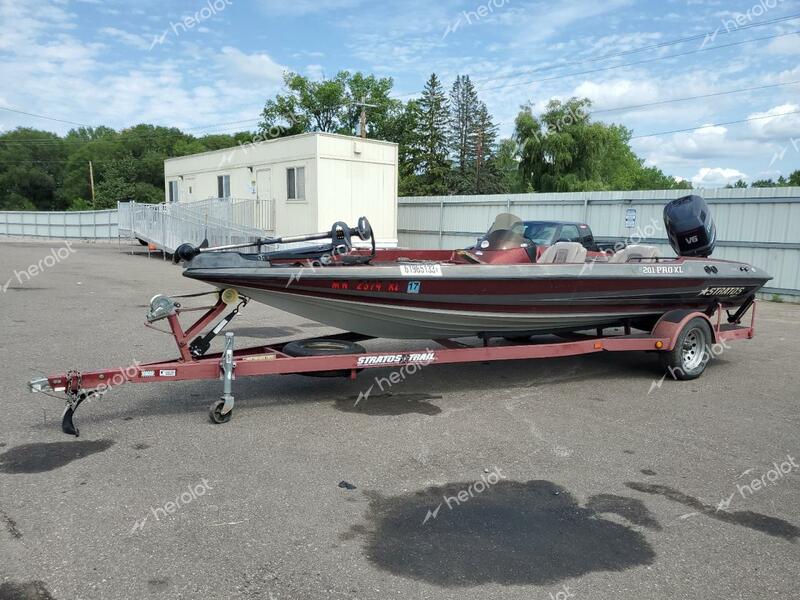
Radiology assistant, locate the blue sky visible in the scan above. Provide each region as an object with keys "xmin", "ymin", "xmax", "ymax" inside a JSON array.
[{"xmin": 1, "ymin": 0, "xmax": 799, "ymax": 187}]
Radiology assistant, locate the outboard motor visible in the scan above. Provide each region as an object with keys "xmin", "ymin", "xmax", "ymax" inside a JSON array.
[{"xmin": 663, "ymin": 194, "xmax": 716, "ymax": 257}]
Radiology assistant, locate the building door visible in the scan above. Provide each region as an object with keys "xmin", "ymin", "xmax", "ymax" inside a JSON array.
[
  {"xmin": 256, "ymin": 169, "xmax": 273, "ymax": 231},
  {"xmin": 184, "ymin": 177, "xmax": 196, "ymax": 203}
]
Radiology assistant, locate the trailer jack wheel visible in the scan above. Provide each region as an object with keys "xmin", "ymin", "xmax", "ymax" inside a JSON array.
[
  {"xmin": 209, "ymin": 399, "xmax": 233, "ymax": 424},
  {"xmin": 210, "ymin": 332, "xmax": 236, "ymax": 424}
]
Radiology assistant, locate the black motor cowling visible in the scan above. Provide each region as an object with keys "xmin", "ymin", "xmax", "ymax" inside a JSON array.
[{"xmin": 663, "ymin": 194, "xmax": 716, "ymax": 257}]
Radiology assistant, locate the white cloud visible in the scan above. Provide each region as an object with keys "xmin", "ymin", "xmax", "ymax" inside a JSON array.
[
  {"xmin": 259, "ymin": 0, "xmax": 361, "ymax": 16},
  {"xmin": 98, "ymin": 26, "xmax": 150, "ymax": 50},
  {"xmin": 747, "ymin": 103, "xmax": 800, "ymax": 140},
  {"xmin": 691, "ymin": 167, "xmax": 748, "ymax": 187},
  {"xmin": 573, "ymin": 79, "xmax": 659, "ymax": 111},
  {"xmin": 766, "ymin": 34, "xmax": 800, "ymax": 55},
  {"xmin": 305, "ymin": 64, "xmax": 326, "ymax": 80},
  {"xmin": 217, "ymin": 47, "xmax": 286, "ymax": 83}
]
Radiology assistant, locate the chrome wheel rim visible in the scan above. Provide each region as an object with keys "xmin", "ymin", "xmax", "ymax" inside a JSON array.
[{"xmin": 681, "ymin": 328, "xmax": 706, "ymax": 371}]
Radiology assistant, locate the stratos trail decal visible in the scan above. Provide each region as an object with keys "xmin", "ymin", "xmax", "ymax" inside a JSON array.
[{"xmin": 356, "ymin": 352, "xmax": 436, "ymax": 367}]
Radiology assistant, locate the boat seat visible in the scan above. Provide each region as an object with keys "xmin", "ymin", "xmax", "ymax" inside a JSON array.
[
  {"xmin": 538, "ymin": 242, "xmax": 588, "ymax": 264},
  {"xmin": 608, "ymin": 244, "xmax": 662, "ymax": 263}
]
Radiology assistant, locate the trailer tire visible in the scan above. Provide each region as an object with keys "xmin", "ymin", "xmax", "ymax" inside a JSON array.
[
  {"xmin": 282, "ymin": 339, "xmax": 366, "ymax": 378},
  {"xmin": 658, "ymin": 317, "xmax": 713, "ymax": 380}
]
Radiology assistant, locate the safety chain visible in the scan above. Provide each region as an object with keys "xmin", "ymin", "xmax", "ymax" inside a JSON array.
[{"xmin": 65, "ymin": 369, "xmax": 82, "ymax": 407}]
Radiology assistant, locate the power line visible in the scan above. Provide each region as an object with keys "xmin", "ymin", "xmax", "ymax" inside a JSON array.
[
  {"xmin": 3, "ymin": 107, "xmax": 798, "ymax": 163},
  {"xmin": 0, "ymin": 106, "xmax": 90, "ymax": 127},
  {"xmin": 491, "ymin": 79, "xmax": 800, "ymax": 127},
  {"xmin": 2, "ymin": 16, "xmax": 795, "ymax": 144},
  {"xmin": 7, "ymin": 61, "xmax": 797, "ymax": 147},
  {"xmin": 0, "ymin": 101, "xmax": 260, "ymax": 134},
  {"xmin": 0, "ymin": 121, "xmax": 261, "ymax": 145},
  {"xmin": 392, "ymin": 13, "xmax": 800, "ymax": 99},
  {"xmin": 2, "ymin": 24, "xmax": 798, "ymax": 150},
  {"xmin": 589, "ymin": 80, "xmax": 800, "ymax": 115},
  {"xmin": 3, "ymin": 13, "xmax": 795, "ymax": 135},
  {"xmin": 475, "ymin": 29, "xmax": 800, "ymax": 95},
  {"xmin": 630, "ymin": 109, "xmax": 800, "ymax": 139},
  {"xmin": 470, "ymin": 12, "xmax": 800, "ymax": 90},
  {"xmin": 2, "ymin": 110, "xmax": 799, "ymax": 165}
]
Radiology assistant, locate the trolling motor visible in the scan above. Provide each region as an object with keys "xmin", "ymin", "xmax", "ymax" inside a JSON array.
[{"xmin": 173, "ymin": 216, "xmax": 374, "ymax": 263}]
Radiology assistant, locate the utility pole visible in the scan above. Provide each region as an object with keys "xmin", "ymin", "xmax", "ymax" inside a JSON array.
[
  {"xmin": 354, "ymin": 96, "xmax": 378, "ymax": 139},
  {"xmin": 88, "ymin": 161, "xmax": 96, "ymax": 207},
  {"xmin": 475, "ymin": 131, "xmax": 483, "ymax": 194}
]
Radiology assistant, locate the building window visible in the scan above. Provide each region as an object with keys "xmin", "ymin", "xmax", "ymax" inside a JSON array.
[
  {"xmin": 287, "ymin": 166, "xmax": 305, "ymax": 200},
  {"xmin": 217, "ymin": 175, "xmax": 231, "ymax": 198},
  {"xmin": 168, "ymin": 180, "xmax": 179, "ymax": 203}
]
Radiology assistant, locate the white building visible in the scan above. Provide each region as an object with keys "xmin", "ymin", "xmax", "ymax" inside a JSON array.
[{"xmin": 163, "ymin": 132, "xmax": 399, "ymax": 246}]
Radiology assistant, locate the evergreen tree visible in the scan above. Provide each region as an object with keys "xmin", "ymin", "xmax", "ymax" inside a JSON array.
[
  {"xmin": 473, "ymin": 102, "xmax": 499, "ymax": 194},
  {"xmin": 415, "ymin": 73, "xmax": 451, "ymax": 195},
  {"xmin": 448, "ymin": 75, "xmax": 481, "ymax": 175}
]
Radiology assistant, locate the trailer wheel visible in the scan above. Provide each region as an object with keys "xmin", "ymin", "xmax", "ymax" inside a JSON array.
[
  {"xmin": 659, "ymin": 317, "xmax": 713, "ymax": 380},
  {"xmin": 282, "ymin": 339, "xmax": 366, "ymax": 378},
  {"xmin": 209, "ymin": 400, "xmax": 233, "ymax": 424}
]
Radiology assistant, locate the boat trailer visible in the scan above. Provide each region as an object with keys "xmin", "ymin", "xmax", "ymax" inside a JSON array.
[{"xmin": 28, "ymin": 289, "xmax": 758, "ymax": 436}]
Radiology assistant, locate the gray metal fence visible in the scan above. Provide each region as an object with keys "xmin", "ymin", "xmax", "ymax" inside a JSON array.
[
  {"xmin": 117, "ymin": 200, "xmax": 266, "ymax": 253},
  {"xmin": 0, "ymin": 209, "xmax": 118, "ymax": 239},
  {"xmin": 399, "ymin": 188, "xmax": 800, "ymax": 298}
]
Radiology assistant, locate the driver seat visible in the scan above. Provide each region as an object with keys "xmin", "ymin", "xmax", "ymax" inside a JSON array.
[{"xmin": 538, "ymin": 242, "xmax": 587, "ymax": 264}]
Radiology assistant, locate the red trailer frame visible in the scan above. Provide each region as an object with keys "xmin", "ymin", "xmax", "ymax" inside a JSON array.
[{"xmin": 28, "ymin": 291, "xmax": 757, "ymax": 436}]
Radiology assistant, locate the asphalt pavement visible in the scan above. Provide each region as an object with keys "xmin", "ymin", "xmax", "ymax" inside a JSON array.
[{"xmin": 1, "ymin": 239, "xmax": 798, "ymax": 600}]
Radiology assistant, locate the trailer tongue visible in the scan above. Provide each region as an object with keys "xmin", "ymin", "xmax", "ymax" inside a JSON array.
[{"xmin": 28, "ymin": 288, "xmax": 757, "ymax": 437}]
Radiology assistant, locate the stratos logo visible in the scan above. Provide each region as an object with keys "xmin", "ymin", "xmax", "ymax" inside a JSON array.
[
  {"xmin": 356, "ymin": 352, "xmax": 436, "ymax": 367},
  {"xmin": 699, "ymin": 286, "xmax": 746, "ymax": 297}
]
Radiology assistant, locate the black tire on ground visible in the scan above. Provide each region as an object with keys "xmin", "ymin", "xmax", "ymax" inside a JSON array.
[
  {"xmin": 282, "ymin": 339, "xmax": 366, "ymax": 377},
  {"xmin": 209, "ymin": 399, "xmax": 232, "ymax": 424},
  {"xmin": 658, "ymin": 317, "xmax": 713, "ymax": 380}
]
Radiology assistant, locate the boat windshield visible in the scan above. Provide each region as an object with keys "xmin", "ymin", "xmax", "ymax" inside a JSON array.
[{"xmin": 479, "ymin": 213, "xmax": 529, "ymax": 250}]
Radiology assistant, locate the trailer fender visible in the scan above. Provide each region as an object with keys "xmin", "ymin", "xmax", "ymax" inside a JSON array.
[{"xmin": 651, "ymin": 310, "xmax": 715, "ymax": 350}]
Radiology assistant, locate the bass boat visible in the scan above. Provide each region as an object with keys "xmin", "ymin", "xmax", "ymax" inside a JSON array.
[{"xmin": 174, "ymin": 195, "xmax": 770, "ymax": 340}]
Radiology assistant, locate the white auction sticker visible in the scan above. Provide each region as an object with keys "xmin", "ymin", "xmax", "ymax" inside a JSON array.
[
  {"xmin": 400, "ymin": 264, "xmax": 443, "ymax": 277},
  {"xmin": 159, "ymin": 369, "xmax": 177, "ymax": 377}
]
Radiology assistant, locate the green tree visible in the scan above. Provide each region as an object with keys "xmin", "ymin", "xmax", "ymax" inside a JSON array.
[
  {"xmin": 415, "ymin": 73, "xmax": 450, "ymax": 195},
  {"xmin": 448, "ymin": 75, "xmax": 481, "ymax": 175},
  {"xmin": 383, "ymin": 100, "xmax": 425, "ymax": 196},
  {"xmin": 494, "ymin": 138, "xmax": 527, "ymax": 193},
  {"xmin": 259, "ymin": 71, "xmax": 346, "ymax": 134},
  {"xmin": 0, "ymin": 128, "xmax": 67, "ymax": 209},
  {"xmin": 515, "ymin": 98, "xmax": 690, "ymax": 192},
  {"xmin": 472, "ymin": 102, "xmax": 501, "ymax": 194},
  {"xmin": 342, "ymin": 72, "xmax": 400, "ymax": 138}
]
